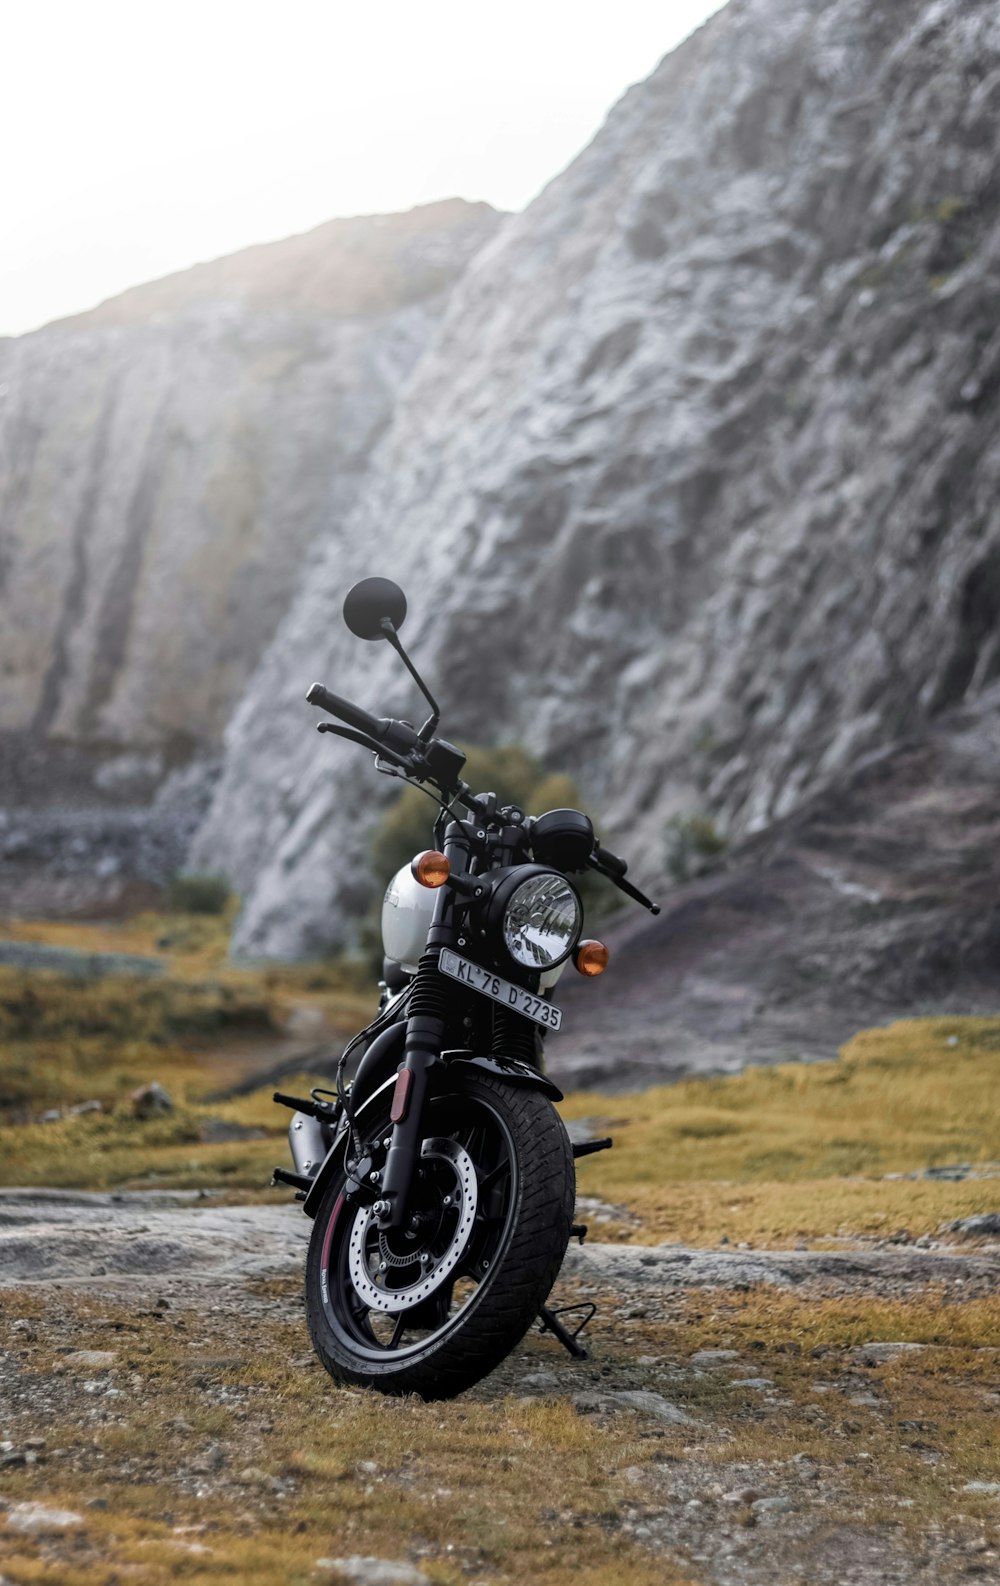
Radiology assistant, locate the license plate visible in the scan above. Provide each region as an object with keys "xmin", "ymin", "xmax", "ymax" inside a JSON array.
[{"xmin": 438, "ymin": 949, "xmax": 562, "ymax": 1031}]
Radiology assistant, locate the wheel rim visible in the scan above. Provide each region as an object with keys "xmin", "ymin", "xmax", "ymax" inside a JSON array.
[{"xmin": 319, "ymin": 1090, "xmax": 519, "ymax": 1362}]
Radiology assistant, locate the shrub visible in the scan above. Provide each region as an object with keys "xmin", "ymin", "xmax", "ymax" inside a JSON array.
[
  {"xmin": 166, "ymin": 873, "xmax": 231, "ymax": 916},
  {"xmin": 664, "ymin": 813, "xmax": 727, "ymax": 884},
  {"xmin": 370, "ymin": 744, "xmax": 545, "ymax": 884}
]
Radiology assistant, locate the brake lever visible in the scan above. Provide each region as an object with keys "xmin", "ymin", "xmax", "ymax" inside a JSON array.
[
  {"xmin": 318, "ymin": 720, "xmax": 441, "ymax": 797},
  {"xmin": 586, "ymin": 856, "xmax": 660, "ymax": 916}
]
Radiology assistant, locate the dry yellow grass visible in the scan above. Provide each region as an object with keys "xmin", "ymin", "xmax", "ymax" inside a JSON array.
[
  {"xmin": 567, "ymin": 1015, "xmax": 1000, "ymax": 1245},
  {"xmin": 3, "ymin": 1277, "xmax": 997, "ymax": 1582},
  {"xmin": 3, "ymin": 944, "xmax": 1000, "ymax": 1232},
  {"xmin": 609, "ymin": 1286, "xmax": 1000, "ymax": 1540}
]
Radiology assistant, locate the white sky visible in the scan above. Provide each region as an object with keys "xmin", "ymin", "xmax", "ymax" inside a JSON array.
[{"xmin": 2, "ymin": 1, "xmax": 723, "ymax": 337}]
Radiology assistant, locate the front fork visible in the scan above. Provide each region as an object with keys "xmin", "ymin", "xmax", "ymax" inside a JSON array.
[{"xmin": 376, "ymin": 824, "xmax": 470, "ymax": 1230}]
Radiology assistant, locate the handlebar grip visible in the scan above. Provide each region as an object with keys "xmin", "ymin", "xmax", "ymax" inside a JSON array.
[
  {"xmin": 306, "ymin": 682, "xmax": 385, "ymax": 741},
  {"xmin": 595, "ymin": 843, "xmax": 628, "ymax": 877}
]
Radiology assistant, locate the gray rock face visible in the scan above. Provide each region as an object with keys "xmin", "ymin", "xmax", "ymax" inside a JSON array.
[
  {"xmin": 552, "ymin": 685, "xmax": 1000, "ymax": 1088},
  {"xmin": 0, "ymin": 200, "xmax": 501, "ymax": 757},
  {"xmin": 563, "ymin": 1239, "xmax": 1000, "ymax": 1296},
  {"xmin": 192, "ymin": 0, "xmax": 1000, "ymax": 962}
]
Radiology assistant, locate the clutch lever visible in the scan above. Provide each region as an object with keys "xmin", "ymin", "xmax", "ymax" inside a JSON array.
[
  {"xmin": 317, "ymin": 721, "xmax": 427, "ymax": 782},
  {"xmin": 317, "ymin": 720, "xmax": 383, "ymax": 751},
  {"xmin": 317, "ymin": 721, "xmax": 406, "ymax": 764}
]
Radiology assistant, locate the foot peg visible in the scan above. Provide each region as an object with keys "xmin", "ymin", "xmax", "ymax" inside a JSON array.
[
  {"xmin": 538, "ymin": 1302, "xmax": 597, "ymax": 1359},
  {"xmin": 572, "ymin": 1137, "xmax": 613, "ymax": 1159},
  {"xmin": 271, "ymin": 1166, "xmax": 312, "ymax": 1196}
]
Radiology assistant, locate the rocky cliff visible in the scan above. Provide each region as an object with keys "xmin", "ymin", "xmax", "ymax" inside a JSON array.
[
  {"xmin": 0, "ymin": 200, "xmax": 501, "ymax": 767},
  {"xmin": 193, "ymin": 0, "xmax": 1000, "ymax": 972},
  {"xmin": 553, "ymin": 683, "xmax": 1000, "ymax": 1088}
]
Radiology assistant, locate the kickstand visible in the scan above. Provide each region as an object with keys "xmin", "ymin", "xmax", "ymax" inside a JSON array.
[{"xmin": 538, "ymin": 1302, "xmax": 597, "ymax": 1359}]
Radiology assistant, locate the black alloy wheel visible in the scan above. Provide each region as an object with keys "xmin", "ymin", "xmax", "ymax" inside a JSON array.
[{"xmin": 304, "ymin": 1072, "xmax": 574, "ymax": 1399}]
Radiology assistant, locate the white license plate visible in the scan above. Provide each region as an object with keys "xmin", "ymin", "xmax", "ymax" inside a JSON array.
[{"xmin": 438, "ymin": 949, "xmax": 562, "ymax": 1031}]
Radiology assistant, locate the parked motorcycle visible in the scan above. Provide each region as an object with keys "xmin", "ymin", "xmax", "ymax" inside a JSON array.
[{"xmin": 272, "ymin": 577, "xmax": 659, "ymax": 1399}]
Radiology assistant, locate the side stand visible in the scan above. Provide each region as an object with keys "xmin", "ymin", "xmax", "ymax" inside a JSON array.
[
  {"xmin": 538, "ymin": 1302, "xmax": 597, "ymax": 1359},
  {"xmin": 538, "ymin": 1134, "xmax": 611, "ymax": 1357}
]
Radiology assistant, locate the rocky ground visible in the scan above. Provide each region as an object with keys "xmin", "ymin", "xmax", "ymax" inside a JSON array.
[{"xmin": 1, "ymin": 1189, "xmax": 998, "ymax": 1585}]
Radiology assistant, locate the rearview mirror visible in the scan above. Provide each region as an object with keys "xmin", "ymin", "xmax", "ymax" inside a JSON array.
[{"xmin": 343, "ymin": 577, "xmax": 408, "ymax": 641}]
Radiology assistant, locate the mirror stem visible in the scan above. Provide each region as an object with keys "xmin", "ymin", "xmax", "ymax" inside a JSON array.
[{"xmin": 379, "ymin": 618, "xmax": 441, "ymax": 739}]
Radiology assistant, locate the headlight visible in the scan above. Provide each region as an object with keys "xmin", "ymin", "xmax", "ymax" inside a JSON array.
[{"xmin": 502, "ymin": 873, "xmax": 582, "ymax": 969}]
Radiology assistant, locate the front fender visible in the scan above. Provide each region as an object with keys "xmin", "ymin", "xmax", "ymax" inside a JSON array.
[
  {"xmin": 440, "ymin": 1049, "xmax": 563, "ymax": 1102},
  {"xmin": 299, "ymin": 1050, "xmax": 562, "ymax": 1218}
]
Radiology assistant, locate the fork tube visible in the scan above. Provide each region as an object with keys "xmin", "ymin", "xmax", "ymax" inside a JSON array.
[{"xmin": 378, "ymin": 822, "xmax": 470, "ymax": 1228}]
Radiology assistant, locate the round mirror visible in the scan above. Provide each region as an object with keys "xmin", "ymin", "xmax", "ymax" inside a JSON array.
[{"xmin": 343, "ymin": 577, "xmax": 408, "ymax": 641}]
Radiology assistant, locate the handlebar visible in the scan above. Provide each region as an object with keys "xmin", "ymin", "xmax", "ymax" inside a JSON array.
[
  {"xmin": 594, "ymin": 842, "xmax": 627, "ymax": 878},
  {"xmin": 306, "ymin": 681, "xmax": 424, "ymax": 759},
  {"xmin": 306, "ymin": 682, "xmax": 386, "ymax": 742},
  {"xmin": 306, "ymin": 678, "xmax": 658, "ymax": 912},
  {"xmin": 589, "ymin": 844, "xmax": 660, "ymax": 915}
]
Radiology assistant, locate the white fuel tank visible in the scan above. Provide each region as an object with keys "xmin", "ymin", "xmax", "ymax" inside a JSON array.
[
  {"xmin": 382, "ymin": 861, "xmax": 574, "ymax": 990},
  {"xmin": 381, "ymin": 861, "xmax": 437, "ymax": 973}
]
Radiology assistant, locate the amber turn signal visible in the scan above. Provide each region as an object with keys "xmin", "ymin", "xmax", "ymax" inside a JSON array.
[
  {"xmin": 411, "ymin": 850, "xmax": 451, "ymax": 888},
  {"xmin": 574, "ymin": 939, "xmax": 609, "ymax": 976}
]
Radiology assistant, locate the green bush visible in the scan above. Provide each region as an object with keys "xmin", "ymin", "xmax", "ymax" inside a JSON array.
[
  {"xmin": 664, "ymin": 813, "xmax": 727, "ymax": 884},
  {"xmin": 371, "ymin": 744, "xmax": 546, "ymax": 883},
  {"xmin": 166, "ymin": 873, "xmax": 232, "ymax": 916}
]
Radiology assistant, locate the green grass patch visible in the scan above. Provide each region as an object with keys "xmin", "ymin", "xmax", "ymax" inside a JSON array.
[{"xmin": 0, "ymin": 911, "xmax": 373, "ymax": 1189}]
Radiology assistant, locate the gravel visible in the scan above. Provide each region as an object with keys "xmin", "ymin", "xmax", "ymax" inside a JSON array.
[{"xmin": 315, "ymin": 1559, "xmax": 431, "ymax": 1585}]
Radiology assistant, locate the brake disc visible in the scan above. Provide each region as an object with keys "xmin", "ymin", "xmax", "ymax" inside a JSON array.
[{"xmin": 347, "ymin": 1136, "xmax": 478, "ymax": 1313}]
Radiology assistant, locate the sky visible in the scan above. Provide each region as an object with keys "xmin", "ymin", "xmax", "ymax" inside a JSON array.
[{"xmin": 2, "ymin": 1, "xmax": 723, "ymax": 338}]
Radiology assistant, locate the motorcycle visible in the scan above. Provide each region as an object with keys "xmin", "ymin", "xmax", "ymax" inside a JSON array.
[{"xmin": 272, "ymin": 576, "xmax": 659, "ymax": 1399}]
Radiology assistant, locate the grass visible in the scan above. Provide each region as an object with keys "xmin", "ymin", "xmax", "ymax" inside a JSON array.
[
  {"xmin": 0, "ymin": 908, "xmax": 372, "ymax": 1190},
  {"xmin": 2, "ymin": 1278, "xmax": 998, "ymax": 1582},
  {"xmin": 1, "ymin": 919, "xmax": 999, "ymax": 1233},
  {"xmin": 607, "ymin": 1287, "xmax": 1000, "ymax": 1542},
  {"xmin": 566, "ymin": 1016, "xmax": 1000, "ymax": 1245},
  {"xmin": 2, "ymin": 913, "xmax": 999, "ymax": 1581}
]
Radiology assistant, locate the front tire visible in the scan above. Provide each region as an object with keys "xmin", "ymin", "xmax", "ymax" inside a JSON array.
[{"xmin": 305, "ymin": 1073, "xmax": 574, "ymax": 1400}]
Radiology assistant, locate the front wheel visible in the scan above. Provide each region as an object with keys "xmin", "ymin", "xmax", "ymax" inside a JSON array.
[{"xmin": 304, "ymin": 1072, "xmax": 574, "ymax": 1400}]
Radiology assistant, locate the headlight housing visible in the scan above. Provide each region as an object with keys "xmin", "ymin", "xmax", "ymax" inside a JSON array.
[{"xmin": 500, "ymin": 871, "xmax": 582, "ymax": 970}]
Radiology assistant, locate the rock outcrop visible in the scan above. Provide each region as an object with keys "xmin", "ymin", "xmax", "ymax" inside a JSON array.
[
  {"xmin": 0, "ymin": 200, "xmax": 501, "ymax": 762},
  {"xmin": 192, "ymin": 0, "xmax": 1000, "ymax": 963},
  {"xmin": 553, "ymin": 684, "xmax": 1000, "ymax": 1088}
]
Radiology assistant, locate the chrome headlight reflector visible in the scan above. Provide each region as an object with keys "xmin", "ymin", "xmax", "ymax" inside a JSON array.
[{"xmin": 502, "ymin": 872, "xmax": 582, "ymax": 970}]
